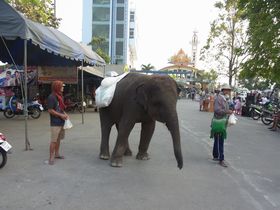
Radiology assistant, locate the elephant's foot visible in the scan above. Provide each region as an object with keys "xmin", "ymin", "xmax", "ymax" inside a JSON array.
[
  {"xmin": 124, "ymin": 148, "xmax": 132, "ymax": 156},
  {"xmin": 99, "ymin": 153, "xmax": 110, "ymax": 160},
  {"xmin": 110, "ymin": 158, "xmax": 123, "ymax": 167},
  {"xmin": 136, "ymin": 152, "xmax": 150, "ymax": 160}
]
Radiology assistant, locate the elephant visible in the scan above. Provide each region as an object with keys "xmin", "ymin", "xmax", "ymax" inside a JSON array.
[{"xmin": 98, "ymin": 73, "xmax": 183, "ymax": 169}]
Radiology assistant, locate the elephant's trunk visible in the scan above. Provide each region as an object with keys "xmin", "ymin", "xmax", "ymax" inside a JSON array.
[{"xmin": 166, "ymin": 112, "xmax": 183, "ymax": 169}]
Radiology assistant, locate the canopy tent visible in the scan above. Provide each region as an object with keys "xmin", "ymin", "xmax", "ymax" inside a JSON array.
[
  {"xmin": 0, "ymin": 1, "xmax": 105, "ymax": 66},
  {"xmin": 79, "ymin": 66, "xmax": 104, "ymax": 78},
  {"xmin": 0, "ymin": 0, "xmax": 105, "ymax": 150}
]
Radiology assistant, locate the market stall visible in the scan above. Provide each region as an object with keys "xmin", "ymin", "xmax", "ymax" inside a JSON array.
[{"xmin": 0, "ymin": 1, "xmax": 105, "ymax": 149}]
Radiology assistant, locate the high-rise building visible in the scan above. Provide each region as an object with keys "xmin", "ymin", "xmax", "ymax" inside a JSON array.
[{"xmin": 82, "ymin": 0, "xmax": 137, "ymax": 67}]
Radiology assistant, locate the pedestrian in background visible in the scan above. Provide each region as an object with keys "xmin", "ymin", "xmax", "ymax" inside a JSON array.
[
  {"xmin": 210, "ymin": 84, "xmax": 233, "ymax": 167},
  {"xmin": 268, "ymin": 110, "xmax": 280, "ymax": 132},
  {"xmin": 234, "ymin": 97, "xmax": 242, "ymax": 115},
  {"xmin": 199, "ymin": 89, "xmax": 205, "ymax": 111},
  {"xmin": 47, "ymin": 80, "xmax": 68, "ymax": 165}
]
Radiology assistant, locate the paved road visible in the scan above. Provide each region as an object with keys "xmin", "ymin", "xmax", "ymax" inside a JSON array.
[{"xmin": 0, "ymin": 100, "xmax": 279, "ymax": 210}]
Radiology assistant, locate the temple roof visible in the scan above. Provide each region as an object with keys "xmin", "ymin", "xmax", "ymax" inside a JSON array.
[
  {"xmin": 160, "ymin": 64, "xmax": 197, "ymax": 71},
  {"xmin": 169, "ymin": 48, "xmax": 191, "ymax": 66}
]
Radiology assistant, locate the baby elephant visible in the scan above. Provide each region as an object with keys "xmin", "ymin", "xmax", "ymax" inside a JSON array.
[{"xmin": 99, "ymin": 73, "xmax": 183, "ymax": 169}]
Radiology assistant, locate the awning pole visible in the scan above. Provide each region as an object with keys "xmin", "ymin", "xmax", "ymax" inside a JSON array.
[
  {"xmin": 24, "ymin": 39, "xmax": 31, "ymax": 150},
  {"xmin": 81, "ymin": 62, "xmax": 84, "ymax": 124}
]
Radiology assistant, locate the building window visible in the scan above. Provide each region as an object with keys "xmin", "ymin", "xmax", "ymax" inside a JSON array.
[
  {"xmin": 117, "ymin": 0, "xmax": 124, "ymax": 3},
  {"xmin": 92, "ymin": 7, "xmax": 110, "ymax": 22},
  {"xmin": 92, "ymin": 24, "xmax": 110, "ymax": 39},
  {"xmin": 116, "ymin": 24, "xmax": 124, "ymax": 38},
  {"xmin": 129, "ymin": 28, "xmax": 134, "ymax": 39},
  {"xmin": 116, "ymin": 41, "xmax": 123, "ymax": 56},
  {"xmin": 115, "ymin": 59, "xmax": 123, "ymax": 64},
  {"xmin": 117, "ymin": 7, "xmax": 124, "ymax": 21},
  {"xmin": 93, "ymin": 0, "xmax": 110, "ymax": 4},
  {"xmin": 130, "ymin": 11, "xmax": 135, "ymax": 22}
]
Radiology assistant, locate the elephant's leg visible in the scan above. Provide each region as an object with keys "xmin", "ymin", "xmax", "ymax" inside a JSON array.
[
  {"xmin": 99, "ymin": 111, "xmax": 114, "ymax": 160},
  {"xmin": 136, "ymin": 120, "xmax": 155, "ymax": 160},
  {"xmin": 124, "ymin": 141, "xmax": 133, "ymax": 156},
  {"xmin": 115, "ymin": 123, "xmax": 132, "ymax": 156},
  {"xmin": 111, "ymin": 121, "xmax": 135, "ymax": 167}
]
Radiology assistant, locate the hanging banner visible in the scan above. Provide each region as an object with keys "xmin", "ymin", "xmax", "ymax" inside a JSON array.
[
  {"xmin": 38, "ymin": 66, "xmax": 77, "ymax": 84},
  {"xmin": 0, "ymin": 66, "xmax": 37, "ymax": 88},
  {"xmin": 0, "ymin": 66, "xmax": 38, "ymax": 110}
]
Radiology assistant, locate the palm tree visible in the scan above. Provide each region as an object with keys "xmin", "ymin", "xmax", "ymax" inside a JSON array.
[{"xmin": 141, "ymin": 64, "xmax": 155, "ymax": 70}]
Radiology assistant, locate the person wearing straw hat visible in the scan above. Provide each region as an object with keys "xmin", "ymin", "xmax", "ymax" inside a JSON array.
[{"xmin": 210, "ymin": 84, "xmax": 233, "ymax": 167}]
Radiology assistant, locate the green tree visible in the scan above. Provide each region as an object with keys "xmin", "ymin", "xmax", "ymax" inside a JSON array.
[
  {"xmin": 6, "ymin": 0, "xmax": 61, "ymax": 28},
  {"xmin": 200, "ymin": 69, "xmax": 219, "ymax": 83},
  {"xmin": 200, "ymin": 0, "xmax": 248, "ymax": 87},
  {"xmin": 238, "ymin": 77, "xmax": 272, "ymax": 91},
  {"xmin": 88, "ymin": 36, "xmax": 110, "ymax": 64},
  {"xmin": 238, "ymin": 0, "xmax": 280, "ymax": 84},
  {"xmin": 141, "ymin": 64, "xmax": 155, "ymax": 70}
]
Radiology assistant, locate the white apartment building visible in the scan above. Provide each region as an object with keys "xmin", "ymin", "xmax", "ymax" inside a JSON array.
[{"xmin": 82, "ymin": 0, "xmax": 137, "ymax": 67}]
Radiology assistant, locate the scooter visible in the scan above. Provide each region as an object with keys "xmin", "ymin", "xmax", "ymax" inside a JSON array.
[
  {"xmin": 3, "ymin": 96, "xmax": 44, "ymax": 119},
  {"xmin": 0, "ymin": 132, "xmax": 12, "ymax": 169}
]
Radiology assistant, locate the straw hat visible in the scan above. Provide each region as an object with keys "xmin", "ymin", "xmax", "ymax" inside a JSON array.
[{"xmin": 220, "ymin": 84, "xmax": 232, "ymax": 91}]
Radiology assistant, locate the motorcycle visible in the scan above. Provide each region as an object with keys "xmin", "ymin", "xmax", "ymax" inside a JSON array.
[
  {"xmin": 261, "ymin": 103, "xmax": 279, "ymax": 125},
  {"xmin": 261, "ymin": 112, "xmax": 280, "ymax": 128},
  {"xmin": 249, "ymin": 104, "xmax": 263, "ymax": 120},
  {"xmin": 65, "ymin": 99, "xmax": 86, "ymax": 113},
  {"xmin": 261, "ymin": 109, "xmax": 274, "ymax": 125},
  {"xmin": 0, "ymin": 132, "xmax": 12, "ymax": 169},
  {"xmin": 250, "ymin": 101, "xmax": 276, "ymax": 121},
  {"xmin": 3, "ymin": 96, "xmax": 44, "ymax": 119}
]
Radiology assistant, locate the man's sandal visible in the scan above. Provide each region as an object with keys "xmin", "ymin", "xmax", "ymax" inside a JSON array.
[{"xmin": 55, "ymin": 155, "xmax": 65, "ymax": 159}]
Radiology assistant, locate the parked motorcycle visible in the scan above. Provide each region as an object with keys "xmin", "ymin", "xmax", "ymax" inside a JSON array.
[
  {"xmin": 249, "ymin": 104, "xmax": 263, "ymax": 120},
  {"xmin": 261, "ymin": 109, "xmax": 274, "ymax": 125},
  {"xmin": 250, "ymin": 101, "xmax": 277, "ymax": 121},
  {"xmin": 65, "ymin": 99, "xmax": 86, "ymax": 113},
  {"xmin": 261, "ymin": 103, "xmax": 279, "ymax": 125},
  {"xmin": 3, "ymin": 96, "xmax": 44, "ymax": 119},
  {"xmin": 0, "ymin": 132, "xmax": 12, "ymax": 169}
]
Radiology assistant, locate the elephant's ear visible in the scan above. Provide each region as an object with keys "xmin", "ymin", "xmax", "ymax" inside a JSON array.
[{"xmin": 135, "ymin": 84, "xmax": 148, "ymax": 110}]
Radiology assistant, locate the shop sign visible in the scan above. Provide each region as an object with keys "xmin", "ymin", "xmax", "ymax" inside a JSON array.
[{"xmin": 38, "ymin": 66, "xmax": 77, "ymax": 84}]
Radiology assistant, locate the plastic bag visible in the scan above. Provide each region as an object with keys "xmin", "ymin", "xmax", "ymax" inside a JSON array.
[
  {"xmin": 95, "ymin": 84, "xmax": 116, "ymax": 108},
  {"xmin": 63, "ymin": 119, "xmax": 73, "ymax": 130},
  {"xmin": 228, "ymin": 113, "xmax": 237, "ymax": 126},
  {"xmin": 95, "ymin": 72, "xmax": 129, "ymax": 108}
]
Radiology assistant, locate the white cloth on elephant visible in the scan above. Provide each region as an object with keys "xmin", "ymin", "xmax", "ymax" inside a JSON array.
[{"xmin": 95, "ymin": 72, "xmax": 129, "ymax": 108}]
